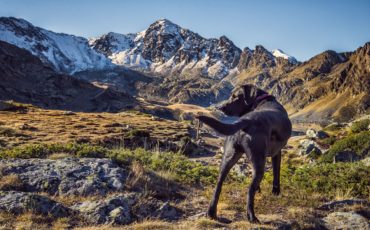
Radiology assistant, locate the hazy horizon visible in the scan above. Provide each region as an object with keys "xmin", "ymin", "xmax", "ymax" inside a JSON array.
[{"xmin": 1, "ymin": 0, "xmax": 369, "ymax": 61}]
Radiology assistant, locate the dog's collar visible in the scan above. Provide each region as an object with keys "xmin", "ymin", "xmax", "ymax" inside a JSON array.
[
  {"xmin": 244, "ymin": 93, "xmax": 274, "ymax": 109},
  {"xmin": 255, "ymin": 94, "xmax": 273, "ymax": 103}
]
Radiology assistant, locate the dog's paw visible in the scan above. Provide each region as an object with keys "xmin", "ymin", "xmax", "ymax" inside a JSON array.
[
  {"xmin": 272, "ymin": 186, "xmax": 280, "ymax": 196},
  {"xmin": 247, "ymin": 212, "xmax": 260, "ymax": 224},
  {"xmin": 206, "ymin": 209, "xmax": 217, "ymax": 220}
]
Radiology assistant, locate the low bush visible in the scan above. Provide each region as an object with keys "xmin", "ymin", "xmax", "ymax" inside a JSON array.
[
  {"xmin": 126, "ymin": 129, "xmax": 150, "ymax": 138},
  {"xmin": 0, "ymin": 143, "xmax": 107, "ymax": 159},
  {"xmin": 320, "ymin": 131, "xmax": 370, "ymax": 163},
  {"xmin": 0, "ymin": 143, "xmax": 227, "ymax": 185},
  {"xmin": 108, "ymin": 148, "xmax": 222, "ymax": 185},
  {"xmin": 350, "ymin": 119, "xmax": 370, "ymax": 133},
  {"xmin": 290, "ymin": 162, "xmax": 369, "ymax": 198}
]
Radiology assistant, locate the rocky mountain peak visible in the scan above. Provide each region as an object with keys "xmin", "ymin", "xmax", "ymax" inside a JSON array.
[{"xmin": 0, "ymin": 17, "xmax": 111, "ymax": 73}]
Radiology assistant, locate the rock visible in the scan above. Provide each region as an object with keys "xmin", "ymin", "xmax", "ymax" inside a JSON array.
[
  {"xmin": 0, "ymin": 101, "xmax": 13, "ymax": 111},
  {"xmin": 71, "ymin": 194, "xmax": 135, "ymax": 225},
  {"xmin": 0, "ymin": 191, "xmax": 70, "ymax": 218},
  {"xmin": 299, "ymin": 139, "xmax": 322, "ymax": 156},
  {"xmin": 0, "ymin": 158, "xmax": 127, "ymax": 196},
  {"xmin": 132, "ymin": 197, "xmax": 181, "ymax": 221},
  {"xmin": 362, "ymin": 157, "xmax": 370, "ymax": 166},
  {"xmin": 156, "ymin": 202, "xmax": 178, "ymax": 220},
  {"xmin": 232, "ymin": 162, "xmax": 249, "ymax": 177},
  {"xmin": 322, "ymin": 212, "xmax": 368, "ymax": 230},
  {"xmin": 63, "ymin": 111, "xmax": 76, "ymax": 115},
  {"xmin": 319, "ymin": 199, "xmax": 368, "ymax": 211},
  {"xmin": 333, "ymin": 151, "xmax": 361, "ymax": 163},
  {"xmin": 306, "ymin": 129, "xmax": 329, "ymax": 139}
]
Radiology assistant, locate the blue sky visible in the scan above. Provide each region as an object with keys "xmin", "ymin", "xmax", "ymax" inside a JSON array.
[{"xmin": 0, "ymin": 0, "xmax": 369, "ymax": 61}]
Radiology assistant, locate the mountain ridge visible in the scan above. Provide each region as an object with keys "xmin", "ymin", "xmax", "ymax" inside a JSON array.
[{"xmin": 0, "ymin": 16, "xmax": 369, "ymax": 121}]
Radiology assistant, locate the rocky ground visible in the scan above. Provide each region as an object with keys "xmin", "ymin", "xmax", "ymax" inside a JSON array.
[{"xmin": 0, "ymin": 104, "xmax": 369, "ymax": 229}]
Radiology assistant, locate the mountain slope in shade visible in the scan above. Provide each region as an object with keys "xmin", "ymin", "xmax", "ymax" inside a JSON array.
[
  {"xmin": 0, "ymin": 40, "xmax": 136, "ymax": 112},
  {"xmin": 0, "ymin": 17, "xmax": 111, "ymax": 74}
]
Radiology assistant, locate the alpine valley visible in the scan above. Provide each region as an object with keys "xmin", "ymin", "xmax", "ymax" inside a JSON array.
[{"xmin": 0, "ymin": 17, "xmax": 369, "ymax": 122}]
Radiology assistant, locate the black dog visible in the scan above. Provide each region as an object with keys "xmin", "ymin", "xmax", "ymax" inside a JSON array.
[{"xmin": 197, "ymin": 84, "xmax": 292, "ymax": 223}]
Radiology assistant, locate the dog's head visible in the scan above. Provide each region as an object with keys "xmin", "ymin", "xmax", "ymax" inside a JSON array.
[{"xmin": 217, "ymin": 84, "xmax": 266, "ymax": 117}]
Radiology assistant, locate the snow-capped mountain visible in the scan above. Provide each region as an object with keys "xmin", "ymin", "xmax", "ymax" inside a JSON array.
[
  {"xmin": 0, "ymin": 17, "xmax": 298, "ymax": 79},
  {"xmin": 272, "ymin": 49, "xmax": 298, "ymax": 64},
  {"xmin": 0, "ymin": 17, "xmax": 111, "ymax": 73},
  {"xmin": 89, "ymin": 19, "xmax": 242, "ymax": 79}
]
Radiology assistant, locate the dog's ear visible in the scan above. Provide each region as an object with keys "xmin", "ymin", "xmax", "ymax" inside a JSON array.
[{"xmin": 242, "ymin": 84, "xmax": 258, "ymax": 104}]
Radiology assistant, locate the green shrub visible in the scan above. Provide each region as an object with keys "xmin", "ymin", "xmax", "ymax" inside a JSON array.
[
  {"xmin": 108, "ymin": 148, "xmax": 223, "ymax": 185},
  {"xmin": 126, "ymin": 129, "xmax": 150, "ymax": 138},
  {"xmin": 323, "ymin": 123, "xmax": 343, "ymax": 132},
  {"xmin": 320, "ymin": 136, "xmax": 337, "ymax": 145},
  {"xmin": 0, "ymin": 127, "xmax": 18, "ymax": 137},
  {"xmin": 291, "ymin": 162, "xmax": 369, "ymax": 198},
  {"xmin": 350, "ymin": 119, "xmax": 370, "ymax": 133},
  {"xmin": 0, "ymin": 143, "xmax": 108, "ymax": 159},
  {"xmin": 336, "ymin": 105, "xmax": 356, "ymax": 122},
  {"xmin": 320, "ymin": 131, "xmax": 370, "ymax": 163}
]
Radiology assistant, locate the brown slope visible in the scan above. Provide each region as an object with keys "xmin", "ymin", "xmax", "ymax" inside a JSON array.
[
  {"xmin": 0, "ymin": 41, "xmax": 136, "ymax": 112},
  {"xmin": 237, "ymin": 42, "xmax": 370, "ymax": 122}
]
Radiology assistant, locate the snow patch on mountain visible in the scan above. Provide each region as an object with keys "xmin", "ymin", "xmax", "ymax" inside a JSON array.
[
  {"xmin": 0, "ymin": 17, "xmax": 111, "ymax": 73},
  {"xmin": 272, "ymin": 49, "xmax": 298, "ymax": 64},
  {"xmin": 89, "ymin": 19, "xmax": 241, "ymax": 79}
]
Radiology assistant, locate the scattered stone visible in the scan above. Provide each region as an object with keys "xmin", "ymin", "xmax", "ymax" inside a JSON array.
[
  {"xmin": 362, "ymin": 157, "xmax": 370, "ymax": 166},
  {"xmin": 0, "ymin": 191, "xmax": 70, "ymax": 218},
  {"xmin": 333, "ymin": 151, "xmax": 361, "ymax": 163},
  {"xmin": 63, "ymin": 111, "xmax": 76, "ymax": 115},
  {"xmin": 0, "ymin": 158, "xmax": 127, "ymax": 196},
  {"xmin": 132, "ymin": 197, "xmax": 181, "ymax": 221},
  {"xmin": 0, "ymin": 101, "xmax": 18, "ymax": 111},
  {"xmin": 299, "ymin": 139, "xmax": 322, "ymax": 156},
  {"xmin": 322, "ymin": 212, "xmax": 368, "ymax": 230},
  {"xmin": 318, "ymin": 199, "xmax": 369, "ymax": 211},
  {"xmin": 71, "ymin": 194, "xmax": 135, "ymax": 225},
  {"xmin": 306, "ymin": 129, "xmax": 329, "ymax": 139},
  {"xmin": 232, "ymin": 162, "xmax": 249, "ymax": 177}
]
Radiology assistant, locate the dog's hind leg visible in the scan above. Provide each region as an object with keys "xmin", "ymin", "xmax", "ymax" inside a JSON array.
[
  {"xmin": 272, "ymin": 150, "xmax": 281, "ymax": 195},
  {"xmin": 246, "ymin": 150, "xmax": 266, "ymax": 223},
  {"xmin": 207, "ymin": 141, "xmax": 242, "ymax": 220}
]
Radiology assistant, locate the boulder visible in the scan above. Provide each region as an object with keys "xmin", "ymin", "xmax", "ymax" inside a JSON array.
[
  {"xmin": 0, "ymin": 101, "xmax": 13, "ymax": 111},
  {"xmin": 71, "ymin": 194, "xmax": 135, "ymax": 225},
  {"xmin": 318, "ymin": 199, "xmax": 368, "ymax": 211},
  {"xmin": 299, "ymin": 139, "xmax": 322, "ymax": 156},
  {"xmin": 333, "ymin": 151, "xmax": 361, "ymax": 163},
  {"xmin": 322, "ymin": 212, "xmax": 368, "ymax": 230},
  {"xmin": 306, "ymin": 129, "xmax": 329, "ymax": 139},
  {"xmin": 0, "ymin": 158, "xmax": 127, "ymax": 196},
  {"xmin": 132, "ymin": 197, "xmax": 181, "ymax": 221},
  {"xmin": 72, "ymin": 195, "xmax": 181, "ymax": 225},
  {"xmin": 0, "ymin": 191, "xmax": 70, "ymax": 218}
]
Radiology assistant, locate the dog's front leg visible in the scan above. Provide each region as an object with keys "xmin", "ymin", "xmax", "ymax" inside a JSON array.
[{"xmin": 272, "ymin": 151, "xmax": 281, "ymax": 195}]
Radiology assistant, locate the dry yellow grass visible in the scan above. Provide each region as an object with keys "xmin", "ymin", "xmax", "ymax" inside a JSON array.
[
  {"xmin": 0, "ymin": 107, "xmax": 189, "ymax": 148},
  {"xmin": 0, "ymin": 174, "xmax": 23, "ymax": 191}
]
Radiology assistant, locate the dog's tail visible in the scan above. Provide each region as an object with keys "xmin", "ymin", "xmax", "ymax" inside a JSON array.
[{"xmin": 197, "ymin": 115, "xmax": 248, "ymax": 136}]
